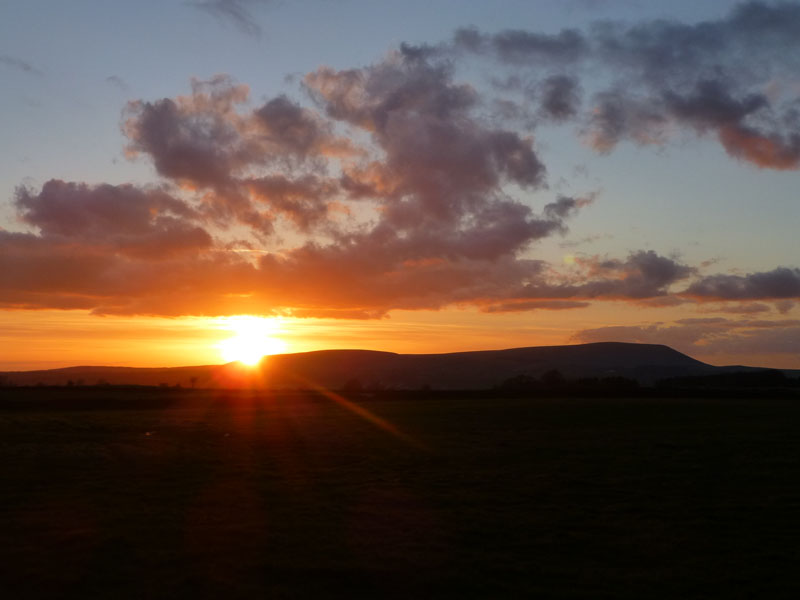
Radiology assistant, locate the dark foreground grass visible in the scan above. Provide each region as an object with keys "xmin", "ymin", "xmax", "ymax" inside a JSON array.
[{"xmin": 1, "ymin": 389, "xmax": 799, "ymax": 598}]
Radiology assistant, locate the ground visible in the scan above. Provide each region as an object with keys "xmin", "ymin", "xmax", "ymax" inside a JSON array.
[{"xmin": 1, "ymin": 389, "xmax": 799, "ymax": 598}]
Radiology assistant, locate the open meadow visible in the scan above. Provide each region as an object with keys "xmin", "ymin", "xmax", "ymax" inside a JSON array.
[{"xmin": 1, "ymin": 388, "xmax": 799, "ymax": 598}]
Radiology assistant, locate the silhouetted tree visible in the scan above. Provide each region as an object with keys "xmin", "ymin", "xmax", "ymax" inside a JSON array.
[
  {"xmin": 498, "ymin": 374, "xmax": 540, "ymax": 391},
  {"xmin": 541, "ymin": 369, "xmax": 566, "ymax": 386},
  {"xmin": 600, "ymin": 376, "xmax": 639, "ymax": 390}
]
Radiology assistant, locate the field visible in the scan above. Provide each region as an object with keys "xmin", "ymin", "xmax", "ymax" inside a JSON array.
[{"xmin": 1, "ymin": 388, "xmax": 799, "ymax": 598}]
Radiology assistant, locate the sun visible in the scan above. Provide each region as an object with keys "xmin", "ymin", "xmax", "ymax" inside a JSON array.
[{"xmin": 217, "ymin": 316, "xmax": 287, "ymax": 366}]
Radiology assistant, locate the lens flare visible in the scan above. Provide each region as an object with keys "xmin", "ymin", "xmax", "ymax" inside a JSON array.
[{"xmin": 217, "ymin": 316, "xmax": 287, "ymax": 366}]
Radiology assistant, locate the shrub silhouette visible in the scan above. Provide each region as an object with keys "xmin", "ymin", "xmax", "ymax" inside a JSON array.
[
  {"xmin": 541, "ymin": 369, "xmax": 566, "ymax": 386},
  {"xmin": 498, "ymin": 374, "xmax": 540, "ymax": 391}
]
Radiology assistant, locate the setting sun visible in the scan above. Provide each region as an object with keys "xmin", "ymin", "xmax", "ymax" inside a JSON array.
[{"xmin": 217, "ymin": 316, "xmax": 287, "ymax": 366}]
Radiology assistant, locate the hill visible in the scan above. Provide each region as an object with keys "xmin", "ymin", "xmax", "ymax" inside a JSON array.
[{"xmin": 0, "ymin": 342, "xmax": 764, "ymax": 390}]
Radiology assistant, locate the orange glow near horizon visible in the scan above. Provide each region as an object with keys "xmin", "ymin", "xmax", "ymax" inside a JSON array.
[
  {"xmin": 2, "ymin": 306, "xmax": 799, "ymax": 372},
  {"xmin": 217, "ymin": 316, "xmax": 287, "ymax": 366}
]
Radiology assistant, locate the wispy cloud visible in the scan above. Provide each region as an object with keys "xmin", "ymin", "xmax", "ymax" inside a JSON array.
[
  {"xmin": 187, "ymin": 0, "xmax": 270, "ymax": 38},
  {"xmin": 105, "ymin": 75, "xmax": 130, "ymax": 92},
  {"xmin": 0, "ymin": 54, "xmax": 42, "ymax": 76}
]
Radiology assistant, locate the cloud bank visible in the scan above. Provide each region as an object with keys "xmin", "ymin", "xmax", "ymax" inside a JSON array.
[
  {"xmin": 1, "ymin": 2, "xmax": 799, "ymax": 326},
  {"xmin": 447, "ymin": 1, "xmax": 800, "ymax": 169}
]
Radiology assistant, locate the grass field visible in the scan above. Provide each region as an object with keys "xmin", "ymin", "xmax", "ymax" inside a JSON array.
[{"xmin": 1, "ymin": 388, "xmax": 799, "ymax": 598}]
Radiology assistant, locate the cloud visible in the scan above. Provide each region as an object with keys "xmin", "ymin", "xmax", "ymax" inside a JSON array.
[
  {"xmin": 14, "ymin": 180, "xmax": 211, "ymax": 259},
  {"xmin": 1, "ymin": 4, "xmax": 799, "ymax": 323},
  {"xmin": 699, "ymin": 302, "xmax": 772, "ymax": 315},
  {"xmin": 509, "ymin": 250, "xmax": 695, "ymax": 303},
  {"xmin": 452, "ymin": 2, "xmax": 800, "ymax": 169},
  {"xmin": 0, "ymin": 234, "xmax": 261, "ymax": 316},
  {"xmin": 585, "ymin": 90, "xmax": 669, "ymax": 151},
  {"xmin": 188, "ymin": 0, "xmax": 268, "ymax": 38},
  {"xmin": 245, "ymin": 174, "xmax": 335, "ymax": 230},
  {"xmin": 0, "ymin": 54, "xmax": 42, "ymax": 76},
  {"xmin": 573, "ymin": 317, "xmax": 800, "ymax": 361},
  {"xmin": 538, "ymin": 75, "xmax": 582, "ymax": 122},
  {"xmin": 123, "ymin": 75, "xmax": 253, "ymax": 188},
  {"xmin": 0, "ymin": 50, "xmax": 591, "ymax": 317},
  {"xmin": 105, "ymin": 75, "xmax": 130, "ymax": 92},
  {"xmin": 481, "ymin": 299, "xmax": 591, "ymax": 313},
  {"xmin": 684, "ymin": 267, "xmax": 800, "ymax": 300},
  {"xmin": 255, "ymin": 95, "xmax": 330, "ymax": 158},
  {"xmin": 559, "ymin": 233, "xmax": 613, "ymax": 249},
  {"xmin": 122, "ymin": 75, "xmax": 359, "ymax": 235},
  {"xmin": 454, "ymin": 27, "xmax": 588, "ymax": 65}
]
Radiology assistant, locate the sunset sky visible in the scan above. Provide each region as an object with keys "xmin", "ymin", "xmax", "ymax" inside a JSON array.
[{"xmin": 1, "ymin": 0, "xmax": 799, "ymax": 370}]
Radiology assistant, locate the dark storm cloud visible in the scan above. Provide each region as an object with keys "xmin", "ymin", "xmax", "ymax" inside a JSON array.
[{"xmin": 685, "ymin": 267, "xmax": 800, "ymax": 300}]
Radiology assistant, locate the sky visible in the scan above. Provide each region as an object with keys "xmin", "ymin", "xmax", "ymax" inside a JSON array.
[{"xmin": 1, "ymin": 0, "xmax": 799, "ymax": 370}]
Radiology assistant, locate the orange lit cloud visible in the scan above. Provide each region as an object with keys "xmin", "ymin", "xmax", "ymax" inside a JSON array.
[{"xmin": 2, "ymin": 2, "xmax": 800, "ymax": 331}]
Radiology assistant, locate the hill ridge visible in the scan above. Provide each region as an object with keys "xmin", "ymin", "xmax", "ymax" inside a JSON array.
[{"xmin": 0, "ymin": 341, "xmax": 727, "ymax": 389}]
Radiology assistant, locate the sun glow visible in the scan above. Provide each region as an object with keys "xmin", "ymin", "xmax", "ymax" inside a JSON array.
[{"xmin": 217, "ymin": 316, "xmax": 287, "ymax": 366}]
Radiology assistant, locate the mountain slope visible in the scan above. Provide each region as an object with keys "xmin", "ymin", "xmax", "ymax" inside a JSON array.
[{"xmin": 0, "ymin": 342, "xmax": 723, "ymax": 389}]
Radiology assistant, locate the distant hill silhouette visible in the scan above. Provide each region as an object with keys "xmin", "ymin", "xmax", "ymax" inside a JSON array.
[{"xmin": 3, "ymin": 342, "xmax": 796, "ymax": 390}]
